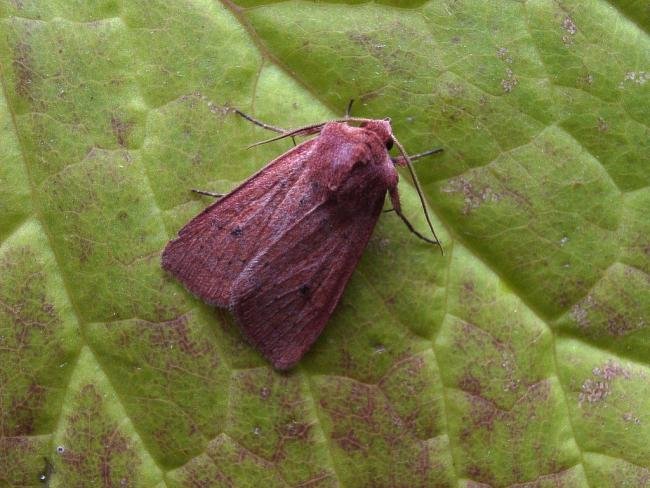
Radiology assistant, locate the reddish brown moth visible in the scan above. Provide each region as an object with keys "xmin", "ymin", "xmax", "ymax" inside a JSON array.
[{"xmin": 162, "ymin": 108, "xmax": 441, "ymax": 370}]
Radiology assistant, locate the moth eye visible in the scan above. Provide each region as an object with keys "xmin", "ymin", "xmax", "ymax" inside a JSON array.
[{"xmin": 385, "ymin": 139, "xmax": 394, "ymax": 150}]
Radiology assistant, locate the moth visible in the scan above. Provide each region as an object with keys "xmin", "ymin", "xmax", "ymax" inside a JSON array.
[{"xmin": 162, "ymin": 107, "xmax": 441, "ymax": 370}]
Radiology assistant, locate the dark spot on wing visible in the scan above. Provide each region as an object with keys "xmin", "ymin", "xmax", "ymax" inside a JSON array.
[
  {"xmin": 230, "ymin": 226, "xmax": 242, "ymax": 237},
  {"xmin": 299, "ymin": 284, "xmax": 310, "ymax": 297}
]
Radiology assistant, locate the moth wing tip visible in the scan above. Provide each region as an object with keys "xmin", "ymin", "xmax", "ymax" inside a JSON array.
[
  {"xmin": 160, "ymin": 245, "xmax": 173, "ymax": 271},
  {"xmin": 160, "ymin": 242, "xmax": 183, "ymax": 275},
  {"xmin": 268, "ymin": 351, "xmax": 302, "ymax": 371},
  {"xmin": 272, "ymin": 360, "xmax": 298, "ymax": 371}
]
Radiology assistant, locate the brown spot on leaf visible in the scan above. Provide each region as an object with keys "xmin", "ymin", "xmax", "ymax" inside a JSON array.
[
  {"xmin": 563, "ymin": 17, "xmax": 577, "ymax": 35},
  {"xmin": 579, "ymin": 360, "xmax": 630, "ymax": 405},
  {"xmin": 562, "ymin": 17, "xmax": 578, "ymax": 45},
  {"xmin": 579, "ymin": 379, "xmax": 609, "ymax": 404},
  {"xmin": 496, "ymin": 47, "xmax": 513, "ymax": 64},
  {"xmin": 597, "ymin": 117, "xmax": 609, "ymax": 132},
  {"xmin": 335, "ymin": 429, "xmax": 366, "ymax": 453},
  {"xmin": 459, "ymin": 373, "xmax": 483, "ymax": 396},
  {"xmin": 9, "ymin": 383, "xmax": 47, "ymax": 436},
  {"xmin": 442, "ymin": 177, "xmax": 502, "ymax": 215},
  {"xmin": 0, "ymin": 245, "xmax": 68, "ymax": 436},
  {"xmin": 527, "ymin": 380, "xmax": 551, "ymax": 403},
  {"xmin": 571, "ymin": 287, "xmax": 646, "ymax": 337},
  {"xmin": 622, "ymin": 412, "xmax": 641, "ymax": 424},
  {"xmin": 501, "ymin": 68, "xmax": 518, "ymax": 93},
  {"xmin": 622, "ymin": 71, "xmax": 649, "ymax": 86},
  {"xmin": 462, "ymin": 280, "xmax": 475, "ymax": 297},
  {"xmin": 348, "ymin": 32, "xmax": 387, "ymax": 58},
  {"xmin": 413, "ymin": 442, "xmax": 433, "ymax": 478},
  {"xmin": 466, "ymin": 465, "xmax": 494, "ymax": 486},
  {"xmin": 346, "ymin": 26, "xmax": 421, "ymax": 75},
  {"xmin": 444, "ymin": 81, "xmax": 465, "ymax": 98},
  {"xmin": 68, "ymin": 233, "xmax": 94, "ymax": 264},
  {"xmin": 59, "ymin": 384, "xmax": 140, "ymax": 486},
  {"xmin": 191, "ymin": 153, "xmax": 202, "ymax": 165},
  {"xmin": 13, "ymin": 41, "xmax": 33, "ymax": 99},
  {"xmin": 148, "ymin": 314, "xmax": 211, "ymax": 357},
  {"xmin": 467, "ymin": 395, "xmax": 500, "ymax": 432},
  {"xmin": 281, "ymin": 419, "xmax": 312, "ymax": 440},
  {"xmin": 359, "ymin": 90, "xmax": 381, "ymax": 103},
  {"xmin": 110, "ymin": 116, "xmax": 132, "ymax": 147}
]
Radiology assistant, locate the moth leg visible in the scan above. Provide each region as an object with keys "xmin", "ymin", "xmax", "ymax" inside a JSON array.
[
  {"xmin": 389, "ymin": 187, "xmax": 441, "ymax": 248},
  {"xmin": 191, "ymin": 189, "xmax": 224, "ymax": 199},
  {"xmin": 345, "ymin": 99, "xmax": 355, "ymax": 118},
  {"xmin": 391, "ymin": 147, "xmax": 443, "ymax": 166},
  {"xmin": 395, "ymin": 208, "xmax": 440, "ymax": 246}
]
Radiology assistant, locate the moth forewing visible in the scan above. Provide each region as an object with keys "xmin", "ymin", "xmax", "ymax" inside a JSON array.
[{"xmin": 162, "ymin": 113, "xmax": 441, "ymax": 369}]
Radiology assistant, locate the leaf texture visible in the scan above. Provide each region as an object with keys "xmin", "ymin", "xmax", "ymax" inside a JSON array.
[{"xmin": 0, "ymin": 0, "xmax": 648, "ymax": 486}]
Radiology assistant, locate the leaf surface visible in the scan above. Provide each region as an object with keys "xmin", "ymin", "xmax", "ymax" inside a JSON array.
[{"xmin": 0, "ymin": 1, "xmax": 648, "ymax": 486}]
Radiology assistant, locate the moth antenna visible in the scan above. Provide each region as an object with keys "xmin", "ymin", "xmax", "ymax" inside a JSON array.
[
  {"xmin": 234, "ymin": 109, "xmax": 286, "ymax": 134},
  {"xmin": 246, "ymin": 117, "xmax": 381, "ymax": 148},
  {"xmin": 247, "ymin": 123, "xmax": 328, "ymax": 148},
  {"xmin": 392, "ymin": 138, "xmax": 444, "ymax": 255}
]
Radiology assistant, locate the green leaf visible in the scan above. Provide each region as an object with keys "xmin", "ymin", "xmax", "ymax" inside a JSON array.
[{"xmin": 0, "ymin": 1, "xmax": 648, "ymax": 486}]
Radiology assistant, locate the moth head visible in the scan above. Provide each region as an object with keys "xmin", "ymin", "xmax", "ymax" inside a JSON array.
[{"xmin": 359, "ymin": 119, "xmax": 394, "ymax": 151}]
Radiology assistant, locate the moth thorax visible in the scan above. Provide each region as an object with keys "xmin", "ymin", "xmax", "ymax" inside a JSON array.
[{"xmin": 360, "ymin": 119, "xmax": 394, "ymax": 149}]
